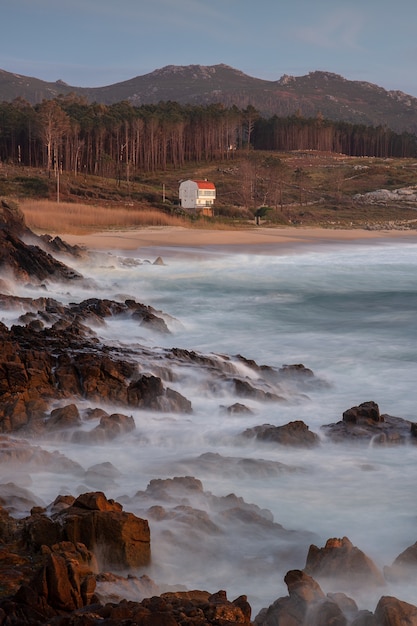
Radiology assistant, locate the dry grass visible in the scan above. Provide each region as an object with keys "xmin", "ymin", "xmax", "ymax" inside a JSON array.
[{"xmin": 19, "ymin": 199, "xmax": 188, "ymax": 234}]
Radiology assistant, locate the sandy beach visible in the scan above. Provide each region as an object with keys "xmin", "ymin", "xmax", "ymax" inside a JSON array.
[{"xmin": 61, "ymin": 226, "xmax": 417, "ymax": 254}]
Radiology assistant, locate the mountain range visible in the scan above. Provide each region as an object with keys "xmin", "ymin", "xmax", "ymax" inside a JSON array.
[{"xmin": 2, "ymin": 63, "xmax": 417, "ymax": 135}]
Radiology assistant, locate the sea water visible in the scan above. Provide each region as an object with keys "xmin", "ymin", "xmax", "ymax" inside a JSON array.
[{"xmin": 5, "ymin": 237, "xmax": 417, "ymax": 614}]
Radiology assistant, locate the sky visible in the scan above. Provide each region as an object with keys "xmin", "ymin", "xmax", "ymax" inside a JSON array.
[{"xmin": 2, "ymin": 0, "xmax": 417, "ymax": 96}]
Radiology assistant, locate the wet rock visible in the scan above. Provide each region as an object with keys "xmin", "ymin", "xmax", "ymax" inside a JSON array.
[
  {"xmin": 72, "ymin": 412, "xmax": 135, "ymax": 444},
  {"xmin": 47, "ymin": 403, "xmax": 82, "ymax": 431},
  {"xmin": 39, "ymin": 233, "xmax": 87, "ymax": 259},
  {"xmin": 322, "ymin": 401, "xmax": 414, "ymax": 444},
  {"xmin": 233, "ymin": 378, "xmax": 284, "ymax": 401},
  {"xmin": 52, "ymin": 491, "xmax": 151, "ymax": 570},
  {"xmin": 255, "ymin": 569, "xmax": 382, "ymax": 626},
  {"xmin": 14, "ymin": 541, "xmax": 97, "ymax": 615},
  {"xmin": 343, "ymin": 400, "xmax": 382, "ymax": 423},
  {"xmin": 127, "ymin": 374, "xmax": 192, "ymax": 413},
  {"xmin": 304, "ymin": 537, "xmax": 386, "ymax": 592},
  {"xmin": 0, "ymin": 199, "xmax": 83, "ymax": 283},
  {"xmin": 242, "ymin": 420, "xmax": 320, "ymax": 447},
  {"xmin": 22, "ymin": 492, "xmax": 150, "ymax": 572},
  {"xmin": 374, "ymin": 595, "xmax": 417, "ymax": 625},
  {"xmin": 95, "ymin": 571, "xmax": 160, "ymax": 604}
]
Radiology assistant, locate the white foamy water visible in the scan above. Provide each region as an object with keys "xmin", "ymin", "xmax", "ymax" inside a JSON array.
[{"xmin": 3, "ymin": 237, "xmax": 417, "ymax": 615}]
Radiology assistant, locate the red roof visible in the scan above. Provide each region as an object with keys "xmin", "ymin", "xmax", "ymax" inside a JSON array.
[{"xmin": 194, "ymin": 180, "xmax": 215, "ymax": 189}]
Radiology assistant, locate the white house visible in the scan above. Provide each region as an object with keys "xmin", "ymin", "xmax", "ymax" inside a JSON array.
[{"xmin": 179, "ymin": 179, "xmax": 216, "ymax": 215}]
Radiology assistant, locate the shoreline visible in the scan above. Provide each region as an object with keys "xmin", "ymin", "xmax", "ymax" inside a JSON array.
[{"xmin": 60, "ymin": 226, "xmax": 417, "ymax": 254}]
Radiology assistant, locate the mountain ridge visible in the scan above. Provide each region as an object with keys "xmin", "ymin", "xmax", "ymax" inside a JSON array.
[{"xmin": 1, "ymin": 64, "xmax": 417, "ymax": 134}]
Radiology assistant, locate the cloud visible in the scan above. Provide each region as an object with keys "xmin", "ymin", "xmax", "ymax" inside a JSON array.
[{"xmin": 295, "ymin": 8, "xmax": 365, "ymax": 50}]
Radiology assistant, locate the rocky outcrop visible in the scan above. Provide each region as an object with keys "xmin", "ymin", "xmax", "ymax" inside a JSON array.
[
  {"xmin": 354, "ymin": 185, "xmax": 417, "ymax": 205},
  {"xmin": 0, "ymin": 295, "xmax": 325, "ymax": 436},
  {"xmin": 25, "ymin": 491, "xmax": 150, "ymax": 571},
  {"xmin": 242, "ymin": 420, "xmax": 320, "ymax": 447},
  {"xmin": 255, "ymin": 569, "xmax": 347, "ymax": 626},
  {"xmin": 374, "ymin": 596, "xmax": 417, "ymax": 625},
  {"xmin": 304, "ymin": 537, "xmax": 386, "ymax": 592},
  {"xmin": 322, "ymin": 401, "xmax": 415, "ymax": 444},
  {"xmin": 0, "ymin": 199, "xmax": 83, "ymax": 282},
  {"xmin": 0, "ymin": 320, "xmax": 192, "ymax": 433},
  {"xmin": 255, "ymin": 566, "xmax": 417, "ymax": 626}
]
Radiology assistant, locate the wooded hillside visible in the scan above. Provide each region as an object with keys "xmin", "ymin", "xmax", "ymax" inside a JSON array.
[{"xmin": 1, "ymin": 98, "xmax": 416, "ymax": 180}]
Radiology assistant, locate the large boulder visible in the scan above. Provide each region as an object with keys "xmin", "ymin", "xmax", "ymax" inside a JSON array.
[
  {"xmin": 25, "ymin": 491, "xmax": 150, "ymax": 571},
  {"xmin": 242, "ymin": 420, "xmax": 320, "ymax": 447},
  {"xmin": 254, "ymin": 569, "xmax": 348, "ymax": 626},
  {"xmin": 374, "ymin": 596, "xmax": 417, "ymax": 625},
  {"xmin": 321, "ymin": 401, "xmax": 414, "ymax": 444},
  {"xmin": 304, "ymin": 537, "xmax": 386, "ymax": 592},
  {"xmin": 127, "ymin": 374, "xmax": 192, "ymax": 413}
]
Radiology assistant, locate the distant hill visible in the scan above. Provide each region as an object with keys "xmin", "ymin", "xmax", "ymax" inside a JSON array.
[{"xmin": 2, "ymin": 64, "xmax": 417, "ymax": 134}]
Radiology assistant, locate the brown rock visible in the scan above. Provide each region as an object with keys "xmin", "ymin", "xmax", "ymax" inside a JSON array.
[
  {"xmin": 243, "ymin": 420, "xmax": 320, "ymax": 447},
  {"xmin": 304, "ymin": 537, "xmax": 386, "ymax": 591},
  {"xmin": 322, "ymin": 402, "xmax": 413, "ymax": 444},
  {"xmin": 384, "ymin": 541, "xmax": 417, "ymax": 582},
  {"xmin": 47, "ymin": 403, "xmax": 81, "ymax": 430},
  {"xmin": 343, "ymin": 401, "xmax": 382, "ymax": 424},
  {"xmin": 127, "ymin": 374, "xmax": 192, "ymax": 413},
  {"xmin": 54, "ymin": 491, "xmax": 151, "ymax": 570},
  {"xmin": 255, "ymin": 570, "xmax": 344, "ymax": 626},
  {"xmin": 374, "ymin": 595, "xmax": 417, "ymax": 626},
  {"xmin": 0, "ymin": 199, "xmax": 83, "ymax": 283}
]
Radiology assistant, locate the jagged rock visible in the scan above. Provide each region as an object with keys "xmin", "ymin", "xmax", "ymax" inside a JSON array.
[
  {"xmin": 321, "ymin": 401, "xmax": 415, "ymax": 444},
  {"xmin": 242, "ymin": 420, "xmax": 320, "ymax": 447},
  {"xmin": 0, "ymin": 317, "xmax": 195, "ymax": 433},
  {"xmin": 53, "ymin": 491, "xmax": 150, "ymax": 570},
  {"xmin": 0, "ymin": 199, "xmax": 83, "ymax": 283},
  {"xmin": 95, "ymin": 571, "xmax": 160, "ymax": 604},
  {"xmin": 233, "ymin": 378, "xmax": 284, "ymax": 401},
  {"xmin": 10, "ymin": 541, "xmax": 97, "ymax": 620},
  {"xmin": 127, "ymin": 374, "xmax": 192, "ymax": 413},
  {"xmin": 304, "ymin": 537, "xmax": 386, "ymax": 592},
  {"xmin": 39, "ymin": 233, "xmax": 87, "ymax": 258},
  {"xmin": 23, "ymin": 492, "xmax": 150, "ymax": 572}
]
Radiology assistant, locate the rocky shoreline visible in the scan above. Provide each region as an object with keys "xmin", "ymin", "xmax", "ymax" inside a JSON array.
[{"xmin": 1, "ymin": 199, "xmax": 417, "ymax": 625}]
